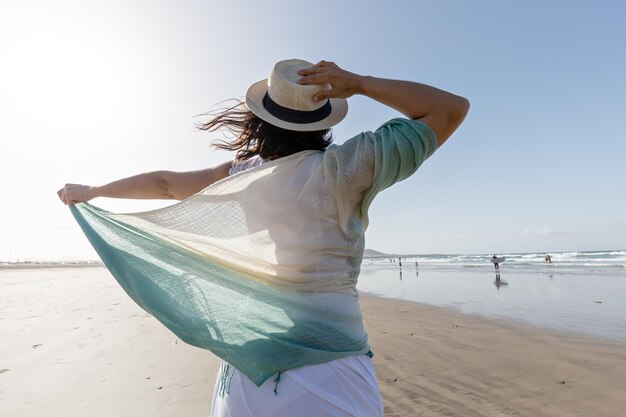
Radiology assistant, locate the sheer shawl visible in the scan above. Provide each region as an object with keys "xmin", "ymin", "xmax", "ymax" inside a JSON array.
[{"xmin": 70, "ymin": 119, "xmax": 437, "ymax": 385}]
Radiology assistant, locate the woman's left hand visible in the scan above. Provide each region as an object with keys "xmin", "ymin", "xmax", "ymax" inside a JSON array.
[
  {"xmin": 57, "ymin": 183, "xmax": 94, "ymax": 205},
  {"xmin": 297, "ymin": 61, "xmax": 365, "ymax": 102}
]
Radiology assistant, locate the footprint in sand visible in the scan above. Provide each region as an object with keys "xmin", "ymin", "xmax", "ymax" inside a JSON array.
[
  {"xmin": 32, "ymin": 344, "xmax": 43, "ymax": 349},
  {"xmin": 0, "ymin": 369, "xmax": 9, "ymax": 374}
]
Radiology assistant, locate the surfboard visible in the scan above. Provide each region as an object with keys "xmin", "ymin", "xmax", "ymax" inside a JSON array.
[{"xmin": 490, "ymin": 257, "xmax": 506, "ymax": 263}]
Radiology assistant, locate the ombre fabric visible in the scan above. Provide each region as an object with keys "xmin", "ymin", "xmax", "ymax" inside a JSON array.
[{"xmin": 69, "ymin": 118, "xmax": 437, "ymax": 386}]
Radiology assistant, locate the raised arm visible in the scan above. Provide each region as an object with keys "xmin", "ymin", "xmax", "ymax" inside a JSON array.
[
  {"xmin": 297, "ymin": 61, "xmax": 469, "ymax": 146},
  {"xmin": 57, "ymin": 161, "xmax": 231, "ymax": 205}
]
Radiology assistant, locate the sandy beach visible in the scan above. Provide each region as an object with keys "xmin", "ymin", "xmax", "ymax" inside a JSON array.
[
  {"xmin": 2, "ymin": 267, "xmax": 626, "ymax": 417},
  {"xmin": 363, "ymin": 293, "xmax": 626, "ymax": 417}
]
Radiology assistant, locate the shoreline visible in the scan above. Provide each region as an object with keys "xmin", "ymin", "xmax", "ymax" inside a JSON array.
[
  {"xmin": 360, "ymin": 289, "xmax": 626, "ymax": 347},
  {"xmin": 358, "ymin": 264, "xmax": 626, "ymax": 345},
  {"xmin": 0, "ymin": 262, "xmax": 102, "ymax": 270}
]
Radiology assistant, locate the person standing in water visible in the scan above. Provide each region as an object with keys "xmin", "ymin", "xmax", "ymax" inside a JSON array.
[{"xmin": 492, "ymin": 254, "xmax": 501, "ymax": 272}]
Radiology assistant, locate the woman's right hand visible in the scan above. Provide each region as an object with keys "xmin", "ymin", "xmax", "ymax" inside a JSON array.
[
  {"xmin": 297, "ymin": 61, "xmax": 365, "ymax": 103},
  {"xmin": 57, "ymin": 184, "xmax": 94, "ymax": 205}
]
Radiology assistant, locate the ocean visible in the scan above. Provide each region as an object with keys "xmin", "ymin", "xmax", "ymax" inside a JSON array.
[
  {"xmin": 358, "ymin": 250, "xmax": 626, "ymax": 343},
  {"xmin": 362, "ymin": 250, "xmax": 626, "ymax": 276}
]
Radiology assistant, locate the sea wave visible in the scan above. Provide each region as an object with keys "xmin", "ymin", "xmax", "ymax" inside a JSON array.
[{"xmin": 363, "ymin": 250, "xmax": 626, "ymax": 276}]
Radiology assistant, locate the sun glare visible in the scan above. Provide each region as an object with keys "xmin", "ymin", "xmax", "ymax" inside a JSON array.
[{"xmin": 1, "ymin": 5, "xmax": 149, "ymax": 140}]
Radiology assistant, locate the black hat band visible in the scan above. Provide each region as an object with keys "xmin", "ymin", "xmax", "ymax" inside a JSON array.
[{"xmin": 262, "ymin": 92, "xmax": 332, "ymax": 124}]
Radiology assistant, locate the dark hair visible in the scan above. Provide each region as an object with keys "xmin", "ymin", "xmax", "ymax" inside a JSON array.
[{"xmin": 197, "ymin": 100, "xmax": 333, "ymax": 161}]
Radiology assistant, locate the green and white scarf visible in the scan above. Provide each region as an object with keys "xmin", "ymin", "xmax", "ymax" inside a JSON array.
[{"xmin": 70, "ymin": 118, "xmax": 437, "ymax": 386}]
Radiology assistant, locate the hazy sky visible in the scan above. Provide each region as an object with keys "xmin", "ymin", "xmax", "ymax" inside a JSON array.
[{"xmin": 1, "ymin": 0, "xmax": 625, "ymax": 261}]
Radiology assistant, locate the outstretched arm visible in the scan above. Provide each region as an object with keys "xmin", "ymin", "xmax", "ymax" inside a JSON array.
[
  {"xmin": 57, "ymin": 161, "xmax": 231, "ymax": 205},
  {"xmin": 297, "ymin": 61, "xmax": 469, "ymax": 146}
]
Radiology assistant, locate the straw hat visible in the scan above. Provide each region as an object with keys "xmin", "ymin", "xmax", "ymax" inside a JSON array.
[{"xmin": 246, "ymin": 59, "xmax": 348, "ymax": 132}]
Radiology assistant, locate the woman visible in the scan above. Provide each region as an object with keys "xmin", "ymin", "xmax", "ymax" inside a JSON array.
[{"xmin": 58, "ymin": 59, "xmax": 469, "ymax": 417}]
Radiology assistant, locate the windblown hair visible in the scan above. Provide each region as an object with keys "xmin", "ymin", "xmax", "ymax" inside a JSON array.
[{"xmin": 197, "ymin": 100, "xmax": 333, "ymax": 162}]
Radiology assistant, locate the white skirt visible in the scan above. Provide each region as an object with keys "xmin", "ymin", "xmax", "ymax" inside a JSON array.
[{"xmin": 210, "ymin": 355, "xmax": 383, "ymax": 417}]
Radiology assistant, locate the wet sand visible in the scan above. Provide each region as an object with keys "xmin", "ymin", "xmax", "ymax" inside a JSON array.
[
  {"xmin": 1, "ymin": 267, "xmax": 625, "ymax": 416},
  {"xmin": 358, "ymin": 265, "xmax": 626, "ymax": 344},
  {"xmin": 362, "ymin": 293, "xmax": 626, "ymax": 417}
]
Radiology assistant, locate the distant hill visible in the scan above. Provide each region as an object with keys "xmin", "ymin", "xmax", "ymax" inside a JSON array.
[{"xmin": 363, "ymin": 249, "xmax": 389, "ymax": 258}]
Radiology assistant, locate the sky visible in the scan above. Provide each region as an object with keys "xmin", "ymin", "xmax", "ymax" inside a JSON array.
[{"xmin": 1, "ymin": 0, "xmax": 625, "ymax": 261}]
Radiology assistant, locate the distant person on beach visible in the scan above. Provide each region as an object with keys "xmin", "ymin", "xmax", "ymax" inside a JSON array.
[
  {"xmin": 398, "ymin": 258, "xmax": 402, "ymax": 268},
  {"xmin": 57, "ymin": 59, "xmax": 469, "ymax": 417},
  {"xmin": 545, "ymin": 254, "xmax": 552, "ymax": 264},
  {"xmin": 492, "ymin": 254, "xmax": 501, "ymax": 272}
]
